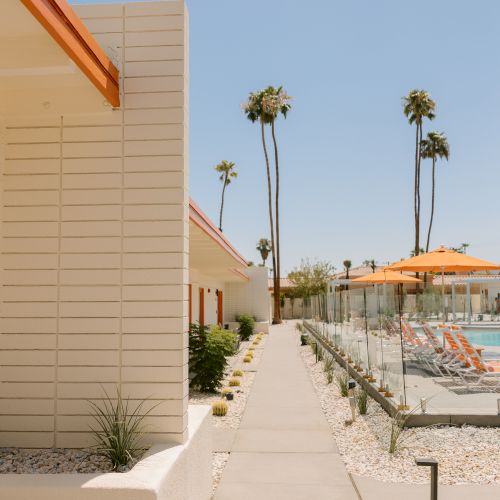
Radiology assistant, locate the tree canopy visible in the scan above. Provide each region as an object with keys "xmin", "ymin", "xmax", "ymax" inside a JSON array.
[{"xmin": 288, "ymin": 258, "xmax": 334, "ymax": 297}]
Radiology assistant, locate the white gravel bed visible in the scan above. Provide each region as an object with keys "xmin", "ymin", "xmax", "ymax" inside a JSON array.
[
  {"xmin": 211, "ymin": 452, "xmax": 229, "ymax": 496},
  {"xmin": 299, "ymin": 340, "xmax": 500, "ymax": 485},
  {"xmin": 0, "ymin": 448, "xmax": 137, "ymax": 474}
]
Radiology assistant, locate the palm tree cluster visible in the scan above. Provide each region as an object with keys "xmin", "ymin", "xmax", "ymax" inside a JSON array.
[
  {"xmin": 243, "ymin": 86, "xmax": 292, "ymax": 324},
  {"xmin": 214, "ymin": 160, "xmax": 237, "ymax": 232},
  {"xmin": 403, "ymin": 90, "xmax": 450, "ymax": 257}
]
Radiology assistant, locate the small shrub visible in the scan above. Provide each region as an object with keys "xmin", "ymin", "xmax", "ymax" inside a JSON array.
[
  {"xmin": 300, "ymin": 333, "xmax": 309, "ymax": 345},
  {"xmin": 229, "ymin": 378, "xmax": 241, "ymax": 387},
  {"xmin": 356, "ymin": 388, "xmax": 368, "ymax": 415},
  {"xmin": 237, "ymin": 314, "xmax": 255, "ymax": 341},
  {"xmin": 232, "ymin": 369, "xmax": 243, "ymax": 377},
  {"xmin": 88, "ymin": 388, "xmax": 153, "ymax": 470},
  {"xmin": 189, "ymin": 323, "xmax": 238, "ymax": 393},
  {"xmin": 334, "ymin": 371, "xmax": 349, "ymax": 397},
  {"xmin": 243, "ymin": 356, "xmax": 252, "ymax": 363},
  {"xmin": 212, "ymin": 400, "xmax": 228, "ymax": 417}
]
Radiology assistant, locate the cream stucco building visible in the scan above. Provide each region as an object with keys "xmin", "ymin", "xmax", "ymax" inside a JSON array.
[{"xmin": 0, "ymin": 1, "xmax": 268, "ymax": 478}]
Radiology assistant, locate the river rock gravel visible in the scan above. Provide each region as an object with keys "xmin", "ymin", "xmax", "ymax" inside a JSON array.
[
  {"xmin": 0, "ymin": 448, "xmax": 138, "ymax": 474},
  {"xmin": 299, "ymin": 338, "xmax": 500, "ymax": 484}
]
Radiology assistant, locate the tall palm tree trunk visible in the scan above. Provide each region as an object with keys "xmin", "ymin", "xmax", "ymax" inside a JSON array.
[
  {"xmin": 425, "ymin": 156, "xmax": 436, "ymax": 252},
  {"xmin": 218, "ymin": 174, "xmax": 227, "ymax": 231},
  {"xmin": 271, "ymin": 120, "xmax": 282, "ymax": 323},
  {"xmin": 414, "ymin": 123, "xmax": 420, "ymax": 258},
  {"xmin": 260, "ymin": 120, "xmax": 278, "ymax": 323}
]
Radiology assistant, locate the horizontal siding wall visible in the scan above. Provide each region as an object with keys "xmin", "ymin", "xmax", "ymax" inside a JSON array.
[{"xmin": 0, "ymin": 1, "xmax": 189, "ymax": 448}]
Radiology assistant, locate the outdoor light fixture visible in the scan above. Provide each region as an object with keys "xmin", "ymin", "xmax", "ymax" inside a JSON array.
[
  {"xmin": 421, "ymin": 397, "xmax": 427, "ymax": 414},
  {"xmin": 415, "ymin": 458, "xmax": 438, "ymax": 500},
  {"xmin": 348, "ymin": 396, "xmax": 356, "ymax": 422}
]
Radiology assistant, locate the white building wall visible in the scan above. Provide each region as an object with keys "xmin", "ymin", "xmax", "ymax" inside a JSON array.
[
  {"xmin": 189, "ymin": 268, "xmax": 223, "ymax": 326},
  {"xmin": 224, "ymin": 267, "xmax": 270, "ymax": 323},
  {"xmin": 0, "ymin": 1, "xmax": 189, "ymax": 448}
]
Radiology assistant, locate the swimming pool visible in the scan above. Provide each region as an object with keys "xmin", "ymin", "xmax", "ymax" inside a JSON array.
[{"xmin": 459, "ymin": 329, "xmax": 500, "ymax": 347}]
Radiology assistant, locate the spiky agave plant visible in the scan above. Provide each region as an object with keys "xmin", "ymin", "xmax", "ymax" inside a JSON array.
[{"xmin": 88, "ymin": 388, "xmax": 156, "ymax": 470}]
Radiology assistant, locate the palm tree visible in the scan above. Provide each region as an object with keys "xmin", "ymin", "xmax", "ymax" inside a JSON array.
[
  {"xmin": 262, "ymin": 87, "xmax": 292, "ymax": 324},
  {"xmin": 403, "ymin": 90, "xmax": 436, "ymax": 258},
  {"xmin": 243, "ymin": 86, "xmax": 291, "ymax": 324},
  {"xmin": 343, "ymin": 260, "xmax": 352, "ymax": 290},
  {"xmin": 214, "ymin": 160, "xmax": 237, "ymax": 232},
  {"xmin": 363, "ymin": 259, "xmax": 376, "ymax": 272},
  {"xmin": 256, "ymin": 238, "xmax": 272, "ymax": 266},
  {"xmin": 420, "ymin": 132, "xmax": 450, "ymax": 252}
]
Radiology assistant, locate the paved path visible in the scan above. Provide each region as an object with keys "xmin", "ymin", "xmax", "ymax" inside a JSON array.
[{"xmin": 214, "ymin": 322, "xmax": 359, "ymax": 500}]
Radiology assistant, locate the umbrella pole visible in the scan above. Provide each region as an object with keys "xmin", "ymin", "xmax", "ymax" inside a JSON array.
[
  {"xmin": 441, "ymin": 268, "xmax": 445, "ymax": 322},
  {"xmin": 363, "ymin": 288, "xmax": 370, "ymax": 371},
  {"xmin": 397, "ymin": 283, "xmax": 408, "ymax": 408}
]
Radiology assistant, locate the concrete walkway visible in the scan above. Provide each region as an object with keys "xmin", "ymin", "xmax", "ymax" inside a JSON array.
[{"xmin": 214, "ymin": 322, "xmax": 359, "ymax": 500}]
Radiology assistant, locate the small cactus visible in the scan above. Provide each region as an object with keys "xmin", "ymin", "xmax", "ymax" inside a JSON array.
[
  {"xmin": 212, "ymin": 400, "xmax": 228, "ymax": 416},
  {"xmin": 229, "ymin": 378, "xmax": 241, "ymax": 386},
  {"xmin": 252, "ymin": 340, "xmax": 260, "ymax": 346},
  {"xmin": 221, "ymin": 387, "xmax": 232, "ymax": 395},
  {"xmin": 243, "ymin": 356, "xmax": 252, "ymax": 363},
  {"xmin": 248, "ymin": 347, "xmax": 255, "ymax": 351},
  {"xmin": 245, "ymin": 351, "xmax": 254, "ymax": 358},
  {"xmin": 232, "ymin": 369, "xmax": 243, "ymax": 377}
]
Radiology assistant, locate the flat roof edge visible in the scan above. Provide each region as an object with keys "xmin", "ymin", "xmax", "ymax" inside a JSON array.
[{"xmin": 20, "ymin": 0, "xmax": 120, "ymax": 107}]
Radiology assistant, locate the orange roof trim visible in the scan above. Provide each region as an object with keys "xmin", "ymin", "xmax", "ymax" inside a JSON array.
[
  {"xmin": 189, "ymin": 199, "xmax": 248, "ymax": 268},
  {"xmin": 20, "ymin": 0, "xmax": 120, "ymax": 107}
]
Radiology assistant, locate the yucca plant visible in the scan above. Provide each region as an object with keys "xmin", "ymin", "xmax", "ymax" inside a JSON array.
[{"xmin": 88, "ymin": 389, "xmax": 154, "ymax": 470}]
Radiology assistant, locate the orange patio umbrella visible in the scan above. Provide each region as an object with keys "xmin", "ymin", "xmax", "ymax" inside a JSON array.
[
  {"xmin": 352, "ymin": 269, "xmax": 422, "ymax": 284},
  {"xmin": 387, "ymin": 245, "xmax": 500, "ymax": 317},
  {"xmin": 386, "ymin": 245, "xmax": 500, "ymax": 273}
]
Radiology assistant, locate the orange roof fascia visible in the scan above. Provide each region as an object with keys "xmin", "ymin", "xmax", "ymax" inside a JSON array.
[
  {"xmin": 20, "ymin": 0, "xmax": 120, "ymax": 107},
  {"xmin": 189, "ymin": 199, "xmax": 248, "ymax": 268}
]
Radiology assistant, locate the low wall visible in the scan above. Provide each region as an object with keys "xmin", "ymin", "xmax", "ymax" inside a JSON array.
[{"xmin": 0, "ymin": 405, "xmax": 212, "ymax": 500}]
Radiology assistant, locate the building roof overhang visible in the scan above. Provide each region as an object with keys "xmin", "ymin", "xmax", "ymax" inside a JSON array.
[
  {"xmin": 189, "ymin": 199, "xmax": 248, "ymax": 283},
  {"xmin": 0, "ymin": 0, "xmax": 119, "ymax": 115}
]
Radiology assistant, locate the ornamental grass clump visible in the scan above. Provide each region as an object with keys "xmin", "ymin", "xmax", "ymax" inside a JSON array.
[
  {"xmin": 237, "ymin": 314, "xmax": 255, "ymax": 341},
  {"xmin": 388, "ymin": 405, "xmax": 419, "ymax": 454},
  {"xmin": 212, "ymin": 400, "xmax": 228, "ymax": 417},
  {"xmin": 334, "ymin": 371, "xmax": 349, "ymax": 397},
  {"xmin": 356, "ymin": 388, "xmax": 368, "ymax": 415},
  {"xmin": 88, "ymin": 389, "xmax": 154, "ymax": 471}
]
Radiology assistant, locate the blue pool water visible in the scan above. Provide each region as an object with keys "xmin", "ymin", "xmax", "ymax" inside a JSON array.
[{"xmin": 459, "ymin": 329, "xmax": 500, "ymax": 347}]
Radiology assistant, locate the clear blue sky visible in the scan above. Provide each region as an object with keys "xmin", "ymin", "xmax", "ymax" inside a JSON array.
[{"xmin": 73, "ymin": 0, "xmax": 500, "ymax": 273}]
